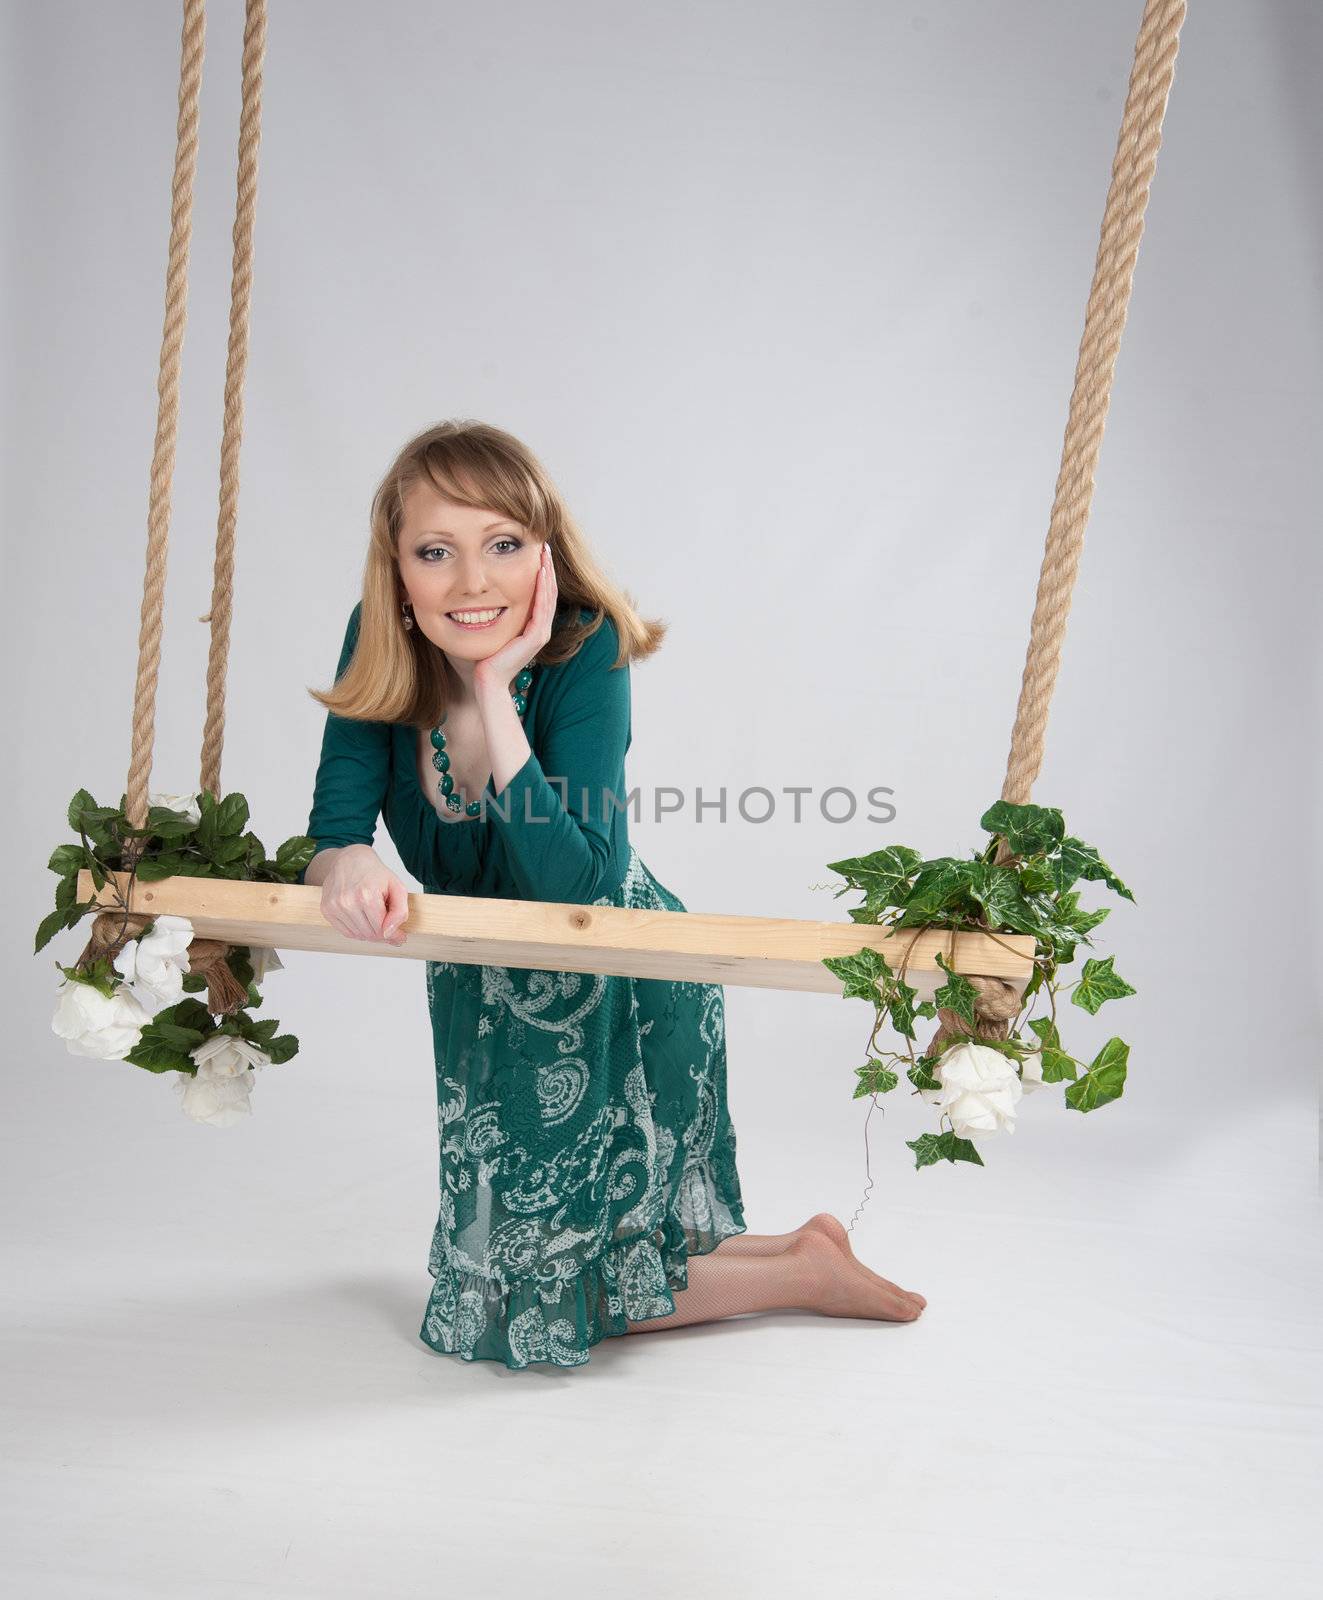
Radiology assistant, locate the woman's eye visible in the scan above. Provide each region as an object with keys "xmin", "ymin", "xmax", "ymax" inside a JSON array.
[{"xmin": 421, "ymin": 540, "xmax": 521, "ymax": 562}]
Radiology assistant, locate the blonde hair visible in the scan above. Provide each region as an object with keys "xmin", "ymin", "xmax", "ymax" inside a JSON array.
[{"xmin": 308, "ymin": 419, "xmax": 667, "ymax": 726}]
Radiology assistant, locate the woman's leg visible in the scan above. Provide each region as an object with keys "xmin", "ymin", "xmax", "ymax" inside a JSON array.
[
  {"xmin": 716, "ymin": 1212, "xmax": 927, "ymax": 1308},
  {"xmin": 624, "ymin": 1228, "xmax": 923, "ymax": 1334}
]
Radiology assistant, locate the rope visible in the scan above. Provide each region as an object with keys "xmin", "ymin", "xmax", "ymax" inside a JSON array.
[
  {"xmin": 197, "ymin": 0, "xmax": 267, "ymax": 801},
  {"xmin": 122, "ymin": 0, "xmax": 206, "ymax": 846},
  {"xmin": 999, "ymin": 0, "xmax": 1187, "ymax": 808},
  {"xmin": 122, "ymin": 0, "xmax": 267, "ymax": 845}
]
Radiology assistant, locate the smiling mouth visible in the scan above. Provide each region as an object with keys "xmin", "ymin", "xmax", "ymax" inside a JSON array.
[{"xmin": 445, "ymin": 608, "xmax": 507, "ymax": 629}]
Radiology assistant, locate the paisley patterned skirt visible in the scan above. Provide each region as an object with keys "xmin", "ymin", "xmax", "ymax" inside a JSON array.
[{"xmin": 420, "ymin": 845, "xmax": 747, "ymax": 1369}]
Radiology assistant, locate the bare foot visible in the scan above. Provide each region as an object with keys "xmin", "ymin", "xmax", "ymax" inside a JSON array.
[
  {"xmin": 789, "ymin": 1229, "xmax": 922, "ymax": 1322},
  {"xmin": 802, "ymin": 1212, "xmax": 927, "ymax": 1310}
]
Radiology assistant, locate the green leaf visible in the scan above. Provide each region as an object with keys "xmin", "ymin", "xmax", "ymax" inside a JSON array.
[
  {"xmin": 153, "ymin": 1021, "xmax": 208, "ymax": 1049},
  {"xmin": 1019, "ymin": 860, "xmax": 1056, "ymax": 895},
  {"xmin": 853, "ymin": 1060, "xmax": 899, "ymax": 1097},
  {"xmin": 905, "ymin": 1130, "xmax": 985, "ymax": 1169},
  {"xmin": 67, "ymin": 788, "xmax": 99, "ymax": 832},
  {"xmin": 1051, "ymin": 837, "xmax": 1135, "ymax": 903},
  {"xmin": 210, "ymin": 834, "xmax": 252, "ymax": 865},
  {"xmin": 146, "ymin": 808, "xmax": 197, "ymax": 841},
  {"xmin": 1025, "ymin": 1016, "xmax": 1078, "ymax": 1082},
  {"xmin": 979, "ymin": 801, "xmax": 1066, "ymax": 858},
  {"xmin": 898, "ymin": 858, "xmax": 972, "ymax": 920},
  {"xmin": 1071, "ymin": 955, "xmax": 1137, "ymax": 1015},
  {"xmin": 907, "ymin": 1057, "xmax": 941, "ymax": 1093},
  {"xmin": 276, "ymin": 836, "xmax": 320, "ymax": 875},
  {"xmin": 933, "ymin": 951, "xmax": 980, "ymax": 1029},
  {"xmin": 822, "ymin": 946, "xmax": 889, "ymax": 1004},
  {"xmin": 123, "ymin": 1039, "xmax": 194, "ymax": 1074},
  {"xmin": 34, "ymin": 905, "xmax": 77, "ymax": 955},
  {"xmin": 215, "ymin": 793, "xmax": 251, "ymax": 838},
  {"xmin": 133, "ymin": 854, "xmax": 193, "ymax": 883},
  {"xmin": 886, "ymin": 972, "xmax": 921, "ymax": 1039},
  {"xmin": 1064, "ymin": 1037, "xmax": 1129, "ymax": 1111},
  {"xmin": 824, "ymin": 845, "xmax": 924, "ymax": 902},
  {"xmin": 48, "ymin": 844, "xmax": 86, "ymax": 876},
  {"xmin": 263, "ymin": 1033, "xmax": 298, "ymax": 1065},
  {"xmin": 1054, "ymin": 888, "xmax": 1111, "ymax": 939},
  {"xmin": 963, "ymin": 863, "xmax": 1056, "ymax": 939}
]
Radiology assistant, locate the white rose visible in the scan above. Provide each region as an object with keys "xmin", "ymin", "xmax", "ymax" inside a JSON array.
[
  {"xmin": 247, "ymin": 945, "xmax": 285, "ymax": 982},
  {"xmin": 190, "ymin": 1033, "xmax": 271, "ymax": 1078},
  {"xmin": 174, "ymin": 1057, "xmax": 256, "ymax": 1127},
  {"xmin": 51, "ymin": 976, "xmax": 154, "ymax": 1059},
  {"xmin": 149, "ymin": 790, "xmax": 202, "ymax": 825},
  {"xmin": 112, "ymin": 913, "xmax": 194, "ymax": 1012},
  {"xmin": 175, "ymin": 1034, "xmax": 271, "ymax": 1128},
  {"xmin": 919, "ymin": 1039, "xmax": 1024, "ymax": 1137}
]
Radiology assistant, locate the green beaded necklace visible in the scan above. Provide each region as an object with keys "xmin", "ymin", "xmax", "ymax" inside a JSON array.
[{"xmin": 428, "ymin": 667, "xmax": 535, "ymax": 816}]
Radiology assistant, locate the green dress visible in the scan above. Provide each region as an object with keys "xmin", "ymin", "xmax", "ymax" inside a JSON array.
[{"xmin": 299, "ymin": 601, "xmax": 747, "ymax": 1368}]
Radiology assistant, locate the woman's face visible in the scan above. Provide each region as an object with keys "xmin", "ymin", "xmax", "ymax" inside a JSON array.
[{"xmin": 397, "ymin": 481, "xmax": 542, "ymax": 659}]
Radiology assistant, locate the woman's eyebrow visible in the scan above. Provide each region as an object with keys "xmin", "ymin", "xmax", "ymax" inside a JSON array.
[{"xmin": 417, "ymin": 519, "xmax": 520, "ymax": 539}]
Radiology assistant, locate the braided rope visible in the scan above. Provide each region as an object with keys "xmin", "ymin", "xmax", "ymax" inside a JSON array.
[
  {"xmin": 197, "ymin": 0, "xmax": 267, "ymax": 801},
  {"xmin": 123, "ymin": 0, "xmax": 206, "ymax": 841},
  {"xmin": 1000, "ymin": 0, "xmax": 1187, "ymax": 807}
]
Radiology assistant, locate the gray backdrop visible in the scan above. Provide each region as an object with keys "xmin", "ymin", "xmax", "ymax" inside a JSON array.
[{"xmin": 5, "ymin": 3, "xmax": 1320, "ymax": 1595}]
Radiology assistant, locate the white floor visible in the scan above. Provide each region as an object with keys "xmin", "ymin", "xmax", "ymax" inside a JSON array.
[{"xmin": 2, "ymin": 1070, "xmax": 1318, "ymax": 1600}]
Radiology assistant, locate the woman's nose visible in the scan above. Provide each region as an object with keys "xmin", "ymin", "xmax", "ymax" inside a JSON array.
[{"xmin": 455, "ymin": 557, "xmax": 489, "ymax": 596}]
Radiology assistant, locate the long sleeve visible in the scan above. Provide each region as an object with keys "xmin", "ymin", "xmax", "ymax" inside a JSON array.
[
  {"xmin": 296, "ymin": 602, "xmax": 390, "ymax": 885},
  {"xmin": 484, "ymin": 617, "xmax": 632, "ymax": 905}
]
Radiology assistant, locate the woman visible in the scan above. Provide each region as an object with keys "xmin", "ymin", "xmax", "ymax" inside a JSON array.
[{"xmin": 299, "ymin": 420, "xmax": 926, "ymax": 1369}]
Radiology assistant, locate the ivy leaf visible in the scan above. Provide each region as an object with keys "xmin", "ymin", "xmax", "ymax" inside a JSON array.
[
  {"xmin": 1054, "ymin": 889, "xmax": 1111, "ymax": 939},
  {"xmin": 933, "ymin": 951, "xmax": 979, "ymax": 1029},
  {"xmin": 1019, "ymin": 860, "xmax": 1056, "ymax": 895},
  {"xmin": 964, "ymin": 863, "xmax": 1055, "ymax": 939},
  {"xmin": 825, "ymin": 845, "xmax": 924, "ymax": 904},
  {"xmin": 898, "ymin": 858, "xmax": 972, "ymax": 920},
  {"xmin": 822, "ymin": 946, "xmax": 888, "ymax": 1004},
  {"xmin": 1026, "ymin": 1016, "xmax": 1078, "ymax": 1082},
  {"xmin": 853, "ymin": 1060, "xmax": 899, "ymax": 1098},
  {"xmin": 907, "ymin": 1057, "xmax": 941, "ymax": 1093},
  {"xmin": 886, "ymin": 972, "xmax": 921, "ymax": 1039},
  {"xmin": 1072, "ymin": 955, "xmax": 1137, "ymax": 1015},
  {"xmin": 979, "ymin": 801, "xmax": 1065, "ymax": 858},
  {"xmin": 905, "ymin": 1130, "xmax": 985, "ymax": 1169},
  {"xmin": 1051, "ymin": 837, "xmax": 1135, "ymax": 903},
  {"xmin": 1064, "ymin": 1038, "xmax": 1129, "ymax": 1111}
]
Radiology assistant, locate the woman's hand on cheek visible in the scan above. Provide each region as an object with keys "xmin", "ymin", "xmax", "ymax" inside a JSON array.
[{"xmin": 474, "ymin": 541, "xmax": 558, "ymax": 693}]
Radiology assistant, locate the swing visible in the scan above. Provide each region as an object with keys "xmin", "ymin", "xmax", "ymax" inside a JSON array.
[{"xmin": 73, "ymin": 0, "xmax": 1184, "ymax": 1008}]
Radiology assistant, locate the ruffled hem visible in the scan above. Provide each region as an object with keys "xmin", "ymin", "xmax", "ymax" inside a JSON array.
[{"xmin": 419, "ymin": 1201, "xmax": 749, "ymax": 1370}]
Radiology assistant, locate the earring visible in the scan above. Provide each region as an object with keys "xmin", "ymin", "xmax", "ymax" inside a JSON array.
[{"xmin": 401, "ymin": 601, "xmax": 414, "ymax": 632}]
